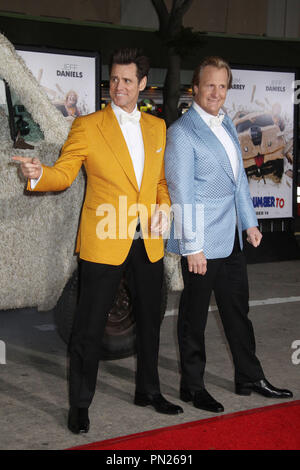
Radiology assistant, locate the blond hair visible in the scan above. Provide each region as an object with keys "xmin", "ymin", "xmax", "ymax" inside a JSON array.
[{"xmin": 192, "ymin": 56, "xmax": 232, "ymax": 90}]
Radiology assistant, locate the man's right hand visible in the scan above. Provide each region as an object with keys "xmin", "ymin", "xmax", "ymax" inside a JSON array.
[
  {"xmin": 12, "ymin": 156, "xmax": 42, "ymax": 179},
  {"xmin": 187, "ymin": 252, "xmax": 207, "ymax": 275}
]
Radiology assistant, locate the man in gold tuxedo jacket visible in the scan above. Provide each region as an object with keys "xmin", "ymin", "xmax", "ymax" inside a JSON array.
[{"xmin": 13, "ymin": 48, "xmax": 183, "ymax": 434}]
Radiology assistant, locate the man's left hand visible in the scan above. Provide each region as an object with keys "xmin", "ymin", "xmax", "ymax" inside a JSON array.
[
  {"xmin": 151, "ymin": 209, "xmax": 169, "ymax": 236},
  {"xmin": 246, "ymin": 226, "xmax": 262, "ymax": 247}
]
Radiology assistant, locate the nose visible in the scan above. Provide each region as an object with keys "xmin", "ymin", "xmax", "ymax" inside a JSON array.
[
  {"xmin": 115, "ymin": 80, "xmax": 124, "ymax": 91},
  {"xmin": 210, "ymin": 86, "xmax": 219, "ymax": 97}
]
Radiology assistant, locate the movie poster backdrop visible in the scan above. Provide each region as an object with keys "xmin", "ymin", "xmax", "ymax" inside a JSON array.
[
  {"xmin": 225, "ymin": 68, "xmax": 295, "ymax": 219},
  {"xmin": 16, "ymin": 47, "xmax": 100, "ymax": 118}
]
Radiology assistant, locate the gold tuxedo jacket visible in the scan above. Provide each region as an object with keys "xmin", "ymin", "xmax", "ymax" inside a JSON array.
[{"xmin": 28, "ymin": 104, "xmax": 170, "ymax": 265}]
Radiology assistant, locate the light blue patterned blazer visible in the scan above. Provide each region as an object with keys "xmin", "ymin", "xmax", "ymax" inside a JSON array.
[{"xmin": 164, "ymin": 106, "xmax": 258, "ymax": 259}]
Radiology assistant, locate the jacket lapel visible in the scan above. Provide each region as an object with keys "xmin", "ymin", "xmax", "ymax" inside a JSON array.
[
  {"xmin": 222, "ymin": 114, "xmax": 244, "ymax": 186},
  {"xmin": 96, "ymin": 104, "xmax": 139, "ymax": 191},
  {"xmin": 189, "ymin": 107, "xmax": 235, "ymax": 183},
  {"xmin": 139, "ymin": 113, "xmax": 155, "ymax": 192}
]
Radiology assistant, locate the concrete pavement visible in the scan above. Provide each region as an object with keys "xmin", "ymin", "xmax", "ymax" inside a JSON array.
[{"xmin": 0, "ymin": 259, "xmax": 299, "ymax": 450}]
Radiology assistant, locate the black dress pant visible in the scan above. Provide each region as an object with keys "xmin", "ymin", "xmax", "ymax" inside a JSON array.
[
  {"xmin": 178, "ymin": 233, "xmax": 265, "ymax": 391},
  {"xmin": 68, "ymin": 237, "xmax": 163, "ymax": 408}
]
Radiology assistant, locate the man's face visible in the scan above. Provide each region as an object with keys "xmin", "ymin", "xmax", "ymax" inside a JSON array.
[
  {"xmin": 193, "ymin": 65, "xmax": 228, "ymax": 116},
  {"xmin": 109, "ymin": 63, "xmax": 147, "ymax": 113}
]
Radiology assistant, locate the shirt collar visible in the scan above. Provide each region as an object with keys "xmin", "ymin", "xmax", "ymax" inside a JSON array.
[
  {"xmin": 192, "ymin": 101, "xmax": 224, "ymax": 125},
  {"xmin": 111, "ymin": 101, "xmax": 138, "ymax": 120}
]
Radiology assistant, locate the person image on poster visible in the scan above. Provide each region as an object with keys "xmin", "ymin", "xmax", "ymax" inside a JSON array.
[{"xmin": 55, "ymin": 90, "xmax": 81, "ymax": 119}]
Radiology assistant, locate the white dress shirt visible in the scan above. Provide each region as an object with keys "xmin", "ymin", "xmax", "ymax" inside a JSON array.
[{"xmin": 111, "ymin": 101, "xmax": 145, "ymax": 190}]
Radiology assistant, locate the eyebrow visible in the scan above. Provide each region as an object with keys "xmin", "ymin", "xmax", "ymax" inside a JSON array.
[
  {"xmin": 110, "ymin": 75, "xmax": 132, "ymax": 81},
  {"xmin": 206, "ymin": 82, "xmax": 227, "ymax": 86}
]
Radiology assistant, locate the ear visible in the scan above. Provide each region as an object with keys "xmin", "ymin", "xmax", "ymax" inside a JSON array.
[
  {"xmin": 139, "ymin": 75, "xmax": 147, "ymax": 92},
  {"xmin": 193, "ymin": 84, "xmax": 199, "ymax": 97}
]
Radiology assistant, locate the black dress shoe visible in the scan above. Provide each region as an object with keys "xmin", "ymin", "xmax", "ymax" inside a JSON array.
[
  {"xmin": 235, "ymin": 379, "xmax": 293, "ymax": 398},
  {"xmin": 180, "ymin": 388, "xmax": 224, "ymax": 413},
  {"xmin": 68, "ymin": 407, "xmax": 90, "ymax": 434},
  {"xmin": 134, "ymin": 392, "xmax": 184, "ymax": 415}
]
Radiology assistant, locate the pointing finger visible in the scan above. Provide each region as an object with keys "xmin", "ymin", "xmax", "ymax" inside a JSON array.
[{"xmin": 12, "ymin": 156, "xmax": 34, "ymax": 164}]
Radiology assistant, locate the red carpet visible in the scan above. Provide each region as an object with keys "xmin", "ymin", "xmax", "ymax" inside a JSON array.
[{"xmin": 69, "ymin": 400, "xmax": 300, "ymax": 450}]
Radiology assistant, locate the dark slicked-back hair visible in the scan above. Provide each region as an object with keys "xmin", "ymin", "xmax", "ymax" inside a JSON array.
[
  {"xmin": 109, "ymin": 48, "xmax": 150, "ymax": 82},
  {"xmin": 192, "ymin": 56, "xmax": 233, "ymax": 90}
]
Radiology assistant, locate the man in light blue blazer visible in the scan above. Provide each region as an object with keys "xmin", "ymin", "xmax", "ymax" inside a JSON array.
[{"xmin": 165, "ymin": 57, "xmax": 292, "ymax": 413}]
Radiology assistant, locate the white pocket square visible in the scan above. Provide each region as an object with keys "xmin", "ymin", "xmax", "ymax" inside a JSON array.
[{"xmin": 156, "ymin": 147, "xmax": 162, "ymax": 153}]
